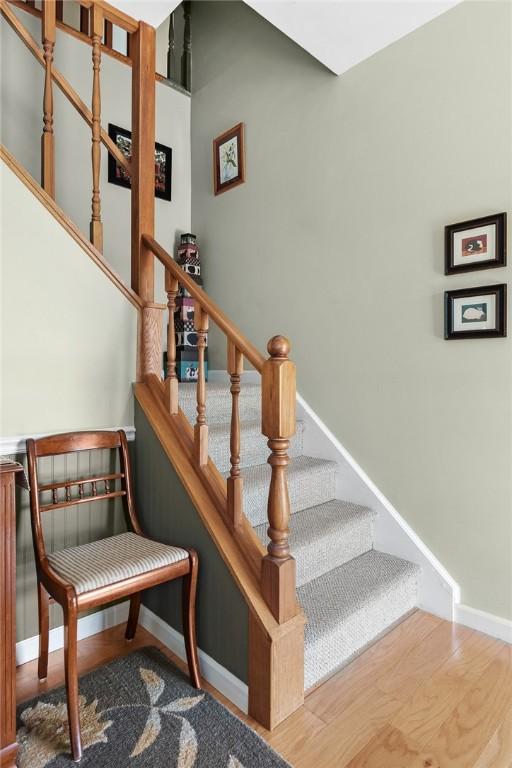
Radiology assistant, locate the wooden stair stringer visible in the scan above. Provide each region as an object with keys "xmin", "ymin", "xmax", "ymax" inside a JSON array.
[{"xmin": 134, "ymin": 379, "xmax": 306, "ymax": 728}]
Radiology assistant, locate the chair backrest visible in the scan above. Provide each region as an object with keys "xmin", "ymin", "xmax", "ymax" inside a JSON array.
[{"xmin": 27, "ymin": 430, "xmax": 141, "ymax": 566}]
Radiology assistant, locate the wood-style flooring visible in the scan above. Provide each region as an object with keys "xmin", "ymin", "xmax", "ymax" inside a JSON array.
[{"xmin": 16, "ymin": 610, "xmax": 512, "ymax": 767}]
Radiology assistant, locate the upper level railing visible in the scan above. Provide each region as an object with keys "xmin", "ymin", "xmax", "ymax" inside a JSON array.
[{"xmin": 0, "ymin": 0, "xmax": 298, "ymax": 627}]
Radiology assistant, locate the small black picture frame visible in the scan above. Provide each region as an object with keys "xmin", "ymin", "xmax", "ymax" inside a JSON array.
[
  {"xmin": 445, "ymin": 212, "xmax": 506, "ymax": 275},
  {"xmin": 445, "ymin": 283, "xmax": 507, "ymax": 339},
  {"xmin": 107, "ymin": 123, "xmax": 172, "ymax": 201}
]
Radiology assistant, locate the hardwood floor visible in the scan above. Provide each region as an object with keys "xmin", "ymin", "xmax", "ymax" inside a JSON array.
[{"xmin": 16, "ymin": 610, "xmax": 512, "ymax": 767}]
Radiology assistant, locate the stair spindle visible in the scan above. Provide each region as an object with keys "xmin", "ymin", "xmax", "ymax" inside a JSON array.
[
  {"xmin": 90, "ymin": 4, "xmax": 103, "ymax": 252},
  {"xmin": 193, "ymin": 303, "xmax": 208, "ymax": 466},
  {"xmin": 260, "ymin": 336, "xmax": 298, "ymax": 624},
  {"xmin": 181, "ymin": 1, "xmax": 191, "ymax": 91},
  {"xmin": 41, "ymin": 0, "xmax": 56, "ymax": 198},
  {"xmin": 166, "ymin": 11, "xmax": 176, "ymax": 81},
  {"xmin": 165, "ymin": 271, "xmax": 179, "ymax": 414},
  {"xmin": 227, "ymin": 340, "xmax": 243, "ymax": 527}
]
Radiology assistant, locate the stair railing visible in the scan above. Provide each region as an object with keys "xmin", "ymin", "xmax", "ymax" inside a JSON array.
[
  {"xmin": 141, "ymin": 235, "xmax": 299, "ymax": 625},
  {"xmin": 1, "ymin": 0, "xmax": 134, "ymax": 253},
  {"xmin": 1, "ymin": 0, "xmax": 298, "ymax": 626}
]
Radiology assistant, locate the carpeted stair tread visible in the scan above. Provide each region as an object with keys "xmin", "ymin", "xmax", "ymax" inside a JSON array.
[
  {"xmin": 209, "ymin": 419, "xmax": 304, "ymax": 473},
  {"xmin": 234, "ymin": 455, "xmax": 337, "ymax": 527},
  {"xmin": 299, "ymin": 550, "xmax": 420, "ymax": 689},
  {"xmin": 179, "ymin": 381, "xmax": 261, "ymax": 425},
  {"xmin": 254, "ymin": 500, "xmax": 376, "ymax": 587}
]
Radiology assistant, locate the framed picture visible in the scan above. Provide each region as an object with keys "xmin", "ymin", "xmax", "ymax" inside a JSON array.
[
  {"xmin": 445, "ymin": 212, "xmax": 506, "ymax": 274},
  {"xmin": 213, "ymin": 122, "xmax": 245, "ymax": 195},
  {"xmin": 107, "ymin": 123, "xmax": 172, "ymax": 201},
  {"xmin": 445, "ymin": 284, "xmax": 507, "ymax": 339}
]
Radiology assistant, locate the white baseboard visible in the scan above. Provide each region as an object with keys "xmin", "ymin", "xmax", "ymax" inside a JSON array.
[
  {"xmin": 15, "ymin": 600, "xmax": 249, "ymax": 712},
  {"xmin": 15, "ymin": 602, "xmax": 130, "ymax": 667},
  {"xmin": 455, "ymin": 604, "xmax": 512, "ymax": 644},
  {"xmin": 139, "ymin": 605, "xmax": 248, "ymax": 714},
  {"xmin": 1, "ymin": 426, "xmax": 135, "ymax": 455}
]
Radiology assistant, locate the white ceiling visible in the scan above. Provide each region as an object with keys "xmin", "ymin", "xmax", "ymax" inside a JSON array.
[
  {"xmin": 108, "ymin": 0, "xmax": 461, "ymax": 76},
  {"xmin": 245, "ymin": 1, "xmax": 461, "ymax": 75}
]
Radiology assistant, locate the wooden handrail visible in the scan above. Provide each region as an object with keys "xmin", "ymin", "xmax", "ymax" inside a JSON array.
[
  {"xmin": 0, "ymin": 1, "xmax": 130, "ymax": 174},
  {"xmin": 142, "ymin": 235, "xmax": 266, "ymax": 373},
  {"xmin": 80, "ymin": 0, "xmax": 139, "ymax": 33}
]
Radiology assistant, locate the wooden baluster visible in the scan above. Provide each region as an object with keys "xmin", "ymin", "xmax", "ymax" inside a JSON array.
[
  {"xmin": 79, "ymin": 4, "xmax": 89, "ymax": 35},
  {"xmin": 41, "ymin": 0, "xmax": 56, "ymax": 198},
  {"xmin": 181, "ymin": 0, "xmax": 191, "ymax": 91},
  {"xmin": 166, "ymin": 11, "xmax": 176, "ymax": 80},
  {"xmin": 193, "ymin": 303, "xmax": 208, "ymax": 466},
  {"xmin": 165, "ymin": 272, "xmax": 179, "ymax": 414},
  {"xmin": 90, "ymin": 3, "xmax": 103, "ymax": 251},
  {"xmin": 131, "ymin": 22, "xmax": 155, "ymax": 302},
  {"xmin": 260, "ymin": 336, "xmax": 298, "ymax": 624},
  {"xmin": 104, "ymin": 19, "xmax": 113, "ymax": 49},
  {"xmin": 227, "ymin": 340, "xmax": 243, "ymax": 527}
]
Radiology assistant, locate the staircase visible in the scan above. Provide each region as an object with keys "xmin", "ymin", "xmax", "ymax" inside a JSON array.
[
  {"xmin": 1, "ymin": 0, "xmax": 425, "ymax": 743},
  {"xmin": 179, "ymin": 381, "xmax": 420, "ymax": 691}
]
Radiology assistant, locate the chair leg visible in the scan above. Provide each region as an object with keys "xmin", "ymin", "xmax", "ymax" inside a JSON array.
[
  {"xmin": 64, "ymin": 601, "xmax": 82, "ymax": 762},
  {"xmin": 37, "ymin": 581, "xmax": 49, "ymax": 680},
  {"xmin": 182, "ymin": 549, "xmax": 201, "ymax": 688},
  {"xmin": 125, "ymin": 593, "xmax": 141, "ymax": 640}
]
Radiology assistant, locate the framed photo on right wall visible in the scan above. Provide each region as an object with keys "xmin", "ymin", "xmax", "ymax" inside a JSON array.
[
  {"xmin": 445, "ymin": 283, "xmax": 507, "ymax": 339},
  {"xmin": 445, "ymin": 212, "xmax": 507, "ymax": 274}
]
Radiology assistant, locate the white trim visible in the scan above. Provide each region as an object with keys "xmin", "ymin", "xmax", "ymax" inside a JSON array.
[
  {"xmin": 295, "ymin": 393, "xmax": 460, "ymax": 621},
  {"xmin": 1, "ymin": 426, "xmax": 136, "ymax": 455},
  {"xmin": 209, "ymin": 369, "xmax": 459, "ymax": 620},
  {"xmin": 16, "ymin": 602, "xmax": 130, "ymax": 667},
  {"xmin": 139, "ymin": 605, "xmax": 248, "ymax": 713},
  {"xmin": 455, "ymin": 604, "xmax": 512, "ymax": 644}
]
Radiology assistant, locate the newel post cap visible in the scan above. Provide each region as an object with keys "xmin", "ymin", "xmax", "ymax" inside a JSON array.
[{"xmin": 267, "ymin": 335, "xmax": 290, "ymax": 359}]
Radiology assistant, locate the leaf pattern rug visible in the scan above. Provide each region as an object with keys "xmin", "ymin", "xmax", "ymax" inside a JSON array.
[{"xmin": 16, "ymin": 646, "xmax": 291, "ymax": 768}]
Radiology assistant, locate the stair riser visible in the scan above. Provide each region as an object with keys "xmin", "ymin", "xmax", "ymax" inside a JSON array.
[
  {"xmin": 302, "ymin": 572, "xmax": 419, "ymax": 690},
  {"xmin": 244, "ymin": 463, "xmax": 337, "ymax": 527},
  {"xmin": 210, "ymin": 426, "xmax": 303, "ymax": 473},
  {"xmin": 294, "ymin": 518, "xmax": 374, "ymax": 587}
]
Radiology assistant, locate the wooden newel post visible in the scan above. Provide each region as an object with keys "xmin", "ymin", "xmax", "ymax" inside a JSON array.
[
  {"xmin": 261, "ymin": 335, "xmax": 298, "ymax": 624},
  {"xmin": 165, "ymin": 272, "xmax": 179, "ymax": 413},
  {"xmin": 141, "ymin": 302, "xmax": 164, "ymax": 379},
  {"xmin": 41, "ymin": 0, "xmax": 56, "ymax": 198},
  {"xmin": 90, "ymin": 3, "xmax": 103, "ymax": 251},
  {"xmin": 227, "ymin": 340, "xmax": 243, "ymax": 527}
]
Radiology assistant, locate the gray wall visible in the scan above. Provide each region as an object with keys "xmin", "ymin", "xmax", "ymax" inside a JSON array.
[
  {"xmin": 191, "ymin": 1, "xmax": 512, "ymax": 620},
  {"xmin": 133, "ymin": 401, "xmax": 249, "ymax": 682}
]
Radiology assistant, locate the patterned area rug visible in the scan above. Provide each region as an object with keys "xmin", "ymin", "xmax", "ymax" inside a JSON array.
[{"xmin": 16, "ymin": 647, "xmax": 291, "ymax": 767}]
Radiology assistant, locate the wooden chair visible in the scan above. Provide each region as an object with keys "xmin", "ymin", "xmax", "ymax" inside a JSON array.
[{"xmin": 27, "ymin": 430, "xmax": 201, "ymax": 762}]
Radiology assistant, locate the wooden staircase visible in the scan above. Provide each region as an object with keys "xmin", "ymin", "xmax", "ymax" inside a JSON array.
[{"xmin": 0, "ymin": 0, "xmax": 305, "ymax": 736}]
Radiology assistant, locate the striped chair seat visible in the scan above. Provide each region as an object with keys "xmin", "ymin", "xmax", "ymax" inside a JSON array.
[{"xmin": 48, "ymin": 532, "xmax": 189, "ymax": 594}]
